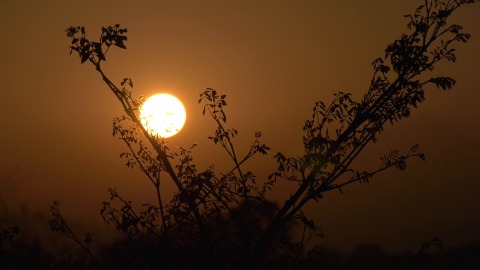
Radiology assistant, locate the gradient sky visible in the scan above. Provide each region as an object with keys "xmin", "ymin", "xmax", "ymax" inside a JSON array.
[{"xmin": 1, "ymin": 0, "xmax": 479, "ymax": 253}]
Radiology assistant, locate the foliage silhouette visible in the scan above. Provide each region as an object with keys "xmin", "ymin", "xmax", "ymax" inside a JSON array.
[{"xmin": 52, "ymin": 0, "xmax": 477, "ymax": 269}]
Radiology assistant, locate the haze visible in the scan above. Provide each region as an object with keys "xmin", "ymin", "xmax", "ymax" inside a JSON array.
[{"xmin": 1, "ymin": 0, "xmax": 479, "ymax": 253}]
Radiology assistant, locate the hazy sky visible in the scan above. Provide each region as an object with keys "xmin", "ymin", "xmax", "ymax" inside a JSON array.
[{"xmin": 1, "ymin": 0, "xmax": 479, "ymax": 253}]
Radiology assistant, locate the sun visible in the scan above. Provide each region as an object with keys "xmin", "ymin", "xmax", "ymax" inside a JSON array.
[{"xmin": 139, "ymin": 93, "xmax": 186, "ymax": 138}]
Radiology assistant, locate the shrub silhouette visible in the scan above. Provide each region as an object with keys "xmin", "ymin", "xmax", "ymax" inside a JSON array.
[{"xmin": 50, "ymin": 0, "xmax": 478, "ymax": 269}]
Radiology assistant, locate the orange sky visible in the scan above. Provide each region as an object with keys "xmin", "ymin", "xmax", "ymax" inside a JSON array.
[{"xmin": 1, "ymin": 0, "xmax": 479, "ymax": 252}]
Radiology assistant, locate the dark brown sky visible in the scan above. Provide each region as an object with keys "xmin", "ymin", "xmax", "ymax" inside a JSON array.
[{"xmin": 1, "ymin": 0, "xmax": 479, "ymax": 252}]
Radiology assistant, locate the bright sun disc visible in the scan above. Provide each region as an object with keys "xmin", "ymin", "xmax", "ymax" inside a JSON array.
[{"xmin": 139, "ymin": 93, "xmax": 186, "ymax": 138}]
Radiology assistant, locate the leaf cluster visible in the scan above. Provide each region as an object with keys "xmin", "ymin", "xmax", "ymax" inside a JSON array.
[{"xmin": 66, "ymin": 24, "xmax": 128, "ymax": 64}]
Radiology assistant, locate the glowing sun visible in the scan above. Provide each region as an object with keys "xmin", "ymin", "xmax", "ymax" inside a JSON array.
[{"xmin": 139, "ymin": 93, "xmax": 186, "ymax": 138}]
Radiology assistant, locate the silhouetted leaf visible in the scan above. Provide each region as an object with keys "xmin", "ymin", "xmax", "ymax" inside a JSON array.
[
  {"xmin": 114, "ymin": 39, "xmax": 127, "ymax": 49},
  {"xmin": 93, "ymin": 42, "xmax": 105, "ymax": 61},
  {"xmin": 80, "ymin": 51, "xmax": 90, "ymax": 63},
  {"xmin": 429, "ymin": 77, "xmax": 456, "ymax": 90}
]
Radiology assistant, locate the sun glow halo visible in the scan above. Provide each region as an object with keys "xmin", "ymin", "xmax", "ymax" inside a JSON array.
[{"xmin": 139, "ymin": 93, "xmax": 186, "ymax": 138}]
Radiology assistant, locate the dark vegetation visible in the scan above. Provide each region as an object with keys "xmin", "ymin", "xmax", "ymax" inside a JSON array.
[{"xmin": 1, "ymin": 0, "xmax": 479, "ymax": 269}]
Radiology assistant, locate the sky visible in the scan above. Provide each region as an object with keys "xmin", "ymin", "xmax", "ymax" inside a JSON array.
[{"xmin": 1, "ymin": 0, "xmax": 479, "ymax": 253}]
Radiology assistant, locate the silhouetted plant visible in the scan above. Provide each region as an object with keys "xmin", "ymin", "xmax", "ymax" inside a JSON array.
[
  {"xmin": 54, "ymin": 0, "xmax": 477, "ymax": 269},
  {"xmin": 49, "ymin": 201, "xmax": 99, "ymax": 268},
  {"xmin": 1, "ymin": 207, "xmax": 52, "ymax": 269}
]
